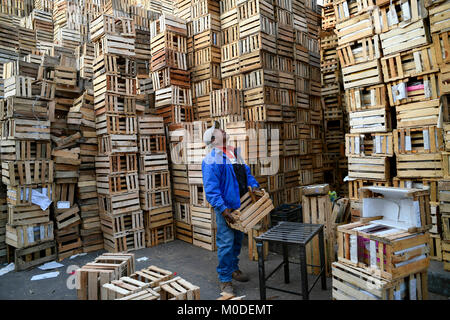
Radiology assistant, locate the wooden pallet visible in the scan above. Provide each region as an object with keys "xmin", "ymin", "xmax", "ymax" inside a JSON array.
[
  {"xmin": 348, "ymin": 156, "xmax": 389, "ymax": 181},
  {"xmin": 393, "ymin": 126, "xmax": 444, "ymax": 155},
  {"xmin": 379, "ymin": 19, "xmax": 430, "ymax": 56},
  {"xmin": 337, "ymin": 221, "xmax": 430, "ymax": 280},
  {"xmin": 159, "ymin": 276, "xmax": 200, "ymax": 300},
  {"xmin": 349, "ymin": 107, "xmax": 391, "ymax": 133},
  {"xmin": 397, "ymin": 153, "xmax": 443, "ymax": 178},
  {"xmin": 14, "ymin": 240, "xmax": 57, "ymax": 271},
  {"xmin": 396, "ymin": 99, "xmax": 441, "ymax": 128},
  {"xmin": 381, "ymin": 45, "xmax": 439, "ymax": 82},
  {"xmin": 332, "ymin": 262, "xmax": 428, "ymax": 300}
]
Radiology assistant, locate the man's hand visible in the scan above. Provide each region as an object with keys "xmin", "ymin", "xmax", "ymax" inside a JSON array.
[
  {"xmin": 222, "ymin": 208, "xmax": 236, "ymax": 224},
  {"xmin": 250, "ymin": 186, "xmax": 261, "ymax": 193}
]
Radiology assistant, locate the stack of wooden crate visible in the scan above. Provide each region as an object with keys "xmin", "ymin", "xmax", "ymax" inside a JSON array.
[
  {"xmin": 67, "ymin": 90, "xmax": 104, "ymax": 253},
  {"xmin": 0, "ymin": 186, "xmax": 7, "ymax": 262},
  {"xmin": 151, "ymin": 14, "xmax": 192, "ymax": 124},
  {"xmin": 52, "ymin": 0, "xmax": 85, "ymax": 50},
  {"xmin": 137, "ymin": 115, "xmax": 174, "ymax": 247},
  {"xmin": 1, "ymin": 59, "xmax": 57, "ymax": 270},
  {"xmin": 332, "ymin": 186, "xmax": 431, "ymax": 300},
  {"xmin": 188, "ymin": 0, "xmax": 222, "ymax": 121},
  {"xmin": 23, "ymin": 9, "xmax": 54, "ymax": 54},
  {"xmin": 91, "ymin": 14, "xmax": 145, "ymax": 253}
]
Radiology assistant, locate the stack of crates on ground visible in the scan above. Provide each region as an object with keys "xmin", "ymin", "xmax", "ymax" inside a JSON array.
[
  {"xmin": 332, "ymin": 186, "xmax": 431, "ymax": 300},
  {"xmin": 22, "ymin": 8, "xmax": 54, "ymax": 54},
  {"xmin": 429, "ymin": 0, "xmax": 450, "ymax": 271},
  {"xmin": 137, "ymin": 115, "xmax": 173, "ymax": 247},
  {"xmin": 0, "ymin": 190, "xmax": 6, "ymax": 263},
  {"xmin": 151, "ymin": 14, "xmax": 192, "ymax": 124},
  {"xmin": 67, "ymin": 90, "xmax": 104, "ymax": 253},
  {"xmin": 52, "ymin": 0, "xmax": 88, "ymax": 50},
  {"xmin": 0, "ymin": 0, "xmax": 33, "ymax": 17},
  {"xmin": 188, "ymin": 0, "xmax": 222, "ymax": 121},
  {"xmin": 320, "ymin": 3, "xmax": 347, "ymax": 194},
  {"xmin": 91, "ymin": 14, "xmax": 145, "ymax": 253},
  {"xmin": 1, "ymin": 59, "xmax": 56, "ymax": 270}
]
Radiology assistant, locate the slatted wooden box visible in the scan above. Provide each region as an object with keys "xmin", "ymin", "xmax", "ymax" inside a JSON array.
[
  {"xmin": 14, "ymin": 240, "xmax": 57, "ymax": 271},
  {"xmin": 387, "ymin": 73, "xmax": 439, "ymax": 106},
  {"xmin": 95, "ymin": 114, "xmax": 137, "ymax": 136},
  {"xmin": 336, "ymin": 12, "xmax": 380, "ymax": 46},
  {"xmin": 98, "ymin": 134, "xmax": 138, "ymax": 155},
  {"xmin": 7, "ymin": 183, "xmax": 53, "ymax": 207},
  {"xmin": 428, "ymin": 1, "xmax": 450, "ymax": 34},
  {"xmin": 146, "ymin": 222, "xmax": 174, "ymax": 247},
  {"xmin": 143, "ymin": 206, "xmax": 173, "ymax": 229},
  {"xmin": 93, "ymin": 73, "xmax": 138, "ymax": 97},
  {"xmin": 376, "ymin": 0, "xmax": 428, "ymax": 33},
  {"xmin": 381, "ymin": 45, "xmax": 439, "ymax": 82},
  {"xmin": 139, "ymin": 154, "xmax": 169, "ymax": 172},
  {"xmin": 96, "ymin": 172, "xmax": 139, "ymax": 195},
  {"xmin": 396, "ymin": 99, "xmax": 440, "ymax": 129},
  {"xmin": 0, "ymin": 140, "xmax": 51, "ymax": 161},
  {"xmin": 345, "ymin": 133, "xmax": 393, "ymax": 157},
  {"xmin": 93, "ymin": 54, "xmax": 137, "ymax": 78},
  {"xmin": 379, "ymin": 19, "xmax": 430, "ymax": 56},
  {"xmin": 151, "ymin": 49, "xmax": 187, "ymax": 72},
  {"xmin": 101, "ymin": 276, "xmax": 151, "ymax": 300},
  {"xmin": 348, "ymin": 180, "xmax": 392, "ymax": 200},
  {"xmin": 7, "ymin": 204, "xmax": 50, "ymax": 226},
  {"xmin": 151, "ymin": 68, "xmax": 190, "ymax": 90},
  {"xmin": 95, "ymin": 154, "xmax": 137, "ymax": 175},
  {"xmin": 98, "ymin": 191, "xmax": 141, "ymax": 216},
  {"xmin": 155, "ymin": 86, "xmax": 192, "ymax": 108},
  {"xmin": 397, "ymin": 153, "xmax": 443, "ymax": 178},
  {"xmin": 342, "ymin": 59, "xmax": 382, "ymax": 90},
  {"xmin": 191, "ymin": 205, "xmax": 216, "ymax": 251},
  {"xmin": 348, "ymin": 156, "xmax": 390, "ymax": 181},
  {"xmin": 0, "ymin": 97, "xmax": 48, "ymax": 120},
  {"xmin": 394, "ymin": 177, "xmax": 439, "ymax": 203},
  {"xmin": 2, "ymin": 160, "xmax": 53, "ymax": 186},
  {"xmin": 130, "ymin": 265, "xmax": 173, "ymax": 288},
  {"xmin": 337, "ymin": 35, "xmax": 381, "ymax": 68},
  {"xmin": 1, "ymin": 119, "xmax": 50, "ymax": 141},
  {"xmin": 6, "ymin": 221, "xmax": 54, "ymax": 249},
  {"xmin": 345, "ymin": 84, "xmax": 388, "ymax": 112},
  {"xmin": 349, "ymin": 107, "xmax": 391, "ymax": 133},
  {"xmin": 100, "ymin": 211, "xmax": 144, "ymax": 237},
  {"xmin": 103, "ymin": 228, "xmax": 145, "ymax": 253},
  {"xmin": 239, "ymin": 14, "xmax": 277, "ymax": 39},
  {"xmin": 90, "ymin": 14, "xmax": 135, "ymax": 42},
  {"xmin": 333, "ymin": 0, "xmax": 372, "ymax": 24},
  {"xmin": 94, "ymin": 34, "xmax": 135, "ymax": 57},
  {"xmin": 332, "ymin": 262, "xmax": 428, "ymax": 300},
  {"xmin": 393, "ymin": 126, "xmax": 443, "ymax": 155},
  {"xmin": 140, "ymin": 188, "xmax": 172, "ymax": 211},
  {"xmin": 337, "ymin": 187, "xmax": 431, "ymax": 280},
  {"xmin": 159, "ymin": 276, "xmax": 200, "ymax": 300}
]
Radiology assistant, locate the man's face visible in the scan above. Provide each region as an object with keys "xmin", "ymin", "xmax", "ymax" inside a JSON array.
[{"xmin": 212, "ymin": 128, "xmax": 228, "ymax": 146}]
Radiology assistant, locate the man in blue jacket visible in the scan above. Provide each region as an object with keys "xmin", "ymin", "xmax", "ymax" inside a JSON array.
[{"xmin": 202, "ymin": 121, "xmax": 260, "ymax": 295}]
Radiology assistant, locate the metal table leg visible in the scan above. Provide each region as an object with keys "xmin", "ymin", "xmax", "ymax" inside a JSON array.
[
  {"xmin": 300, "ymin": 245, "xmax": 309, "ymax": 300},
  {"xmin": 283, "ymin": 243, "xmax": 290, "ymax": 284},
  {"xmin": 257, "ymin": 241, "xmax": 266, "ymax": 300},
  {"xmin": 318, "ymin": 228, "xmax": 327, "ymax": 290}
]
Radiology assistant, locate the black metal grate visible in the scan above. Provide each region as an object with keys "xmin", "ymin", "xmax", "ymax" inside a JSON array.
[{"xmin": 256, "ymin": 221, "xmax": 323, "ymax": 245}]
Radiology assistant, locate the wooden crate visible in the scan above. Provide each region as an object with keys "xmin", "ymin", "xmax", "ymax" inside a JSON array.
[
  {"xmin": 349, "ymin": 107, "xmax": 391, "ymax": 133},
  {"xmin": 337, "ymin": 221, "xmax": 430, "ymax": 280},
  {"xmin": 348, "ymin": 180, "xmax": 391, "ymax": 200},
  {"xmin": 428, "ymin": 1, "xmax": 450, "ymax": 34},
  {"xmin": 94, "ymin": 34, "xmax": 135, "ymax": 57},
  {"xmin": 210, "ymin": 88, "xmax": 242, "ymax": 117},
  {"xmin": 100, "ymin": 211, "xmax": 144, "ymax": 236},
  {"xmin": 228, "ymin": 189, "xmax": 274, "ymax": 233},
  {"xmin": 139, "ymin": 171, "xmax": 171, "ymax": 191},
  {"xmin": 345, "ymin": 84, "xmax": 387, "ymax": 112},
  {"xmin": 7, "ymin": 183, "xmax": 53, "ymax": 207},
  {"xmin": 336, "ymin": 12, "xmax": 379, "ymax": 46},
  {"xmin": 0, "ymin": 140, "xmax": 50, "ymax": 161},
  {"xmin": 337, "ymin": 35, "xmax": 381, "ymax": 68},
  {"xmin": 376, "ymin": 0, "xmax": 428, "ymax": 33},
  {"xmin": 98, "ymin": 134, "xmax": 138, "ymax": 155},
  {"xmin": 379, "ymin": 19, "xmax": 430, "ymax": 56},
  {"xmin": 342, "ymin": 59, "xmax": 382, "ymax": 90},
  {"xmin": 397, "ymin": 153, "xmax": 443, "ymax": 178},
  {"xmin": 98, "ymin": 192, "xmax": 141, "ymax": 215},
  {"xmin": 345, "ymin": 133, "xmax": 393, "ymax": 157},
  {"xmin": 159, "ymin": 276, "xmax": 200, "ymax": 300},
  {"xmin": 130, "ymin": 265, "xmax": 173, "ymax": 288},
  {"xmin": 95, "ymin": 114, "xmax": 137, "ymax": 136},
  {"xmin": 0, "ymin": 97, "xmax": 48, "ymax": 120},
  {"xmin": 14, "ymin": 240, "xmax": 57, "ymax": 271},
  {"xmin": 381, "ymin": 45, "xmax": 439, "ymax": 82},
  {"xmin": 102, "ymin": 276, "xmax": 150, "ymax": 300},
  {"xmin": 1, "ymin": 118, "xmax": 50, "ymax": 140},
  {"xmin": 175, "ymin": 220, "xmax": 193, "ymax": 243},
  {"xmin": 95, "ymin": 154, "xmax": 138, "ymax": 175},
  {"xmin": 348, "ymin": 156, "xmax": 390, "ymax": 181},
  {"xmin": 151, "ymin": 31, "xmax": 187, "ymax": 55},
  {"xmin": 146, "ymin": 222, "xmax": 174, "ymax": 247},
  {"xmin": 396, "ymin": 99, "xmax": 441, "ymax": 128},
  {"xmin": 151, "ymin": 68, "xmax": 190, "ymax": 90},
  {"xmin": 96, "ymin": 172, "xmax": 139, "ymax": 195},
  {"xmin": 429, "ymin": 235, "xmax": 442, "ymax": 261},
  {"xmin": 139, "ymin": 154, "xmax": 169, "ymax": 172},
  {"xmin": 393, "ymin": 126, "xmax": 444, "ymax": 155},
  {"xmin": 332, "ymin": 262, "xmax": 428, "ymax": 300},
  {"xmin": 90, "ymin": 14, "xmax": 135, "ymax": 42},
  {"xmin": 2, "ymin": 160, "xmax": 53, "ymax": 186},
  {"xmin": 55, "ymin": 205, "xmax": 81, "ymax": 230},
  {"xmin": 239, "ymin": 14, "xmax": 277, "ymax": 39},
  {"xmin": 150, "ymin": 48, "xmax": 187, "ymax": 72},
  {"xmin": 103, "ymin": 229, "xmax": 145, "ymax": 253},
  {"xmin": 143, "ymin": 205, "xmax": 173, "ymax": 228},
  {"xmin": 6, "ymin": 221, "xmax": 54, "ymax": 249},
  {"xmin": 443, "ymin": 240, "xmax": 450, "ymax": 271},
  {"xmin": 387, "ymin": 73, "xmax": 439, "ymax": 107},
  {"xmin": 394, "ymin": 177, "xmax": 439, "ymax": 203}
]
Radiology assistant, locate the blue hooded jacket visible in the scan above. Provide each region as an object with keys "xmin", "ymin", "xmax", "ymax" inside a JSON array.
[{"xmin": 202, "ymin": 147, "xmax": 259, "ymax": 214}]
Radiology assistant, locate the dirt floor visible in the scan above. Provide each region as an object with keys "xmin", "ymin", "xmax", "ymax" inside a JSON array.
[{"xmin": 0, "ymin": 239, "xmax": 448, "ymax": 300}]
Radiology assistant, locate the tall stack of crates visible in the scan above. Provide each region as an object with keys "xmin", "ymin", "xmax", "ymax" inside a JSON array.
[
  {"xmin": 1, "ymin": 59, "xmax": 56, "ymax": 270},
  {"xmin": 91, "ymin": 14, "xmax": 145, "ymax": 253}
]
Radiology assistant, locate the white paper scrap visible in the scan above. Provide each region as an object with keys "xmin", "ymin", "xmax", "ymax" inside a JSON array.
[
  {"xmin": 69, "ymin": 253, "xmax": 87, "ymax": 260},
  {"xmin": 137, "ymin": 257, "xmax": 149, "ymax": 262},
  {"xmin": 31, "ymin": 271, "xmax": 60, "ymax": 281},
  {"xmin": 38, "ymin": 261, "xmax": 64, "ymax": 270},
  {"xmin": 31, "ymin": 189, "xmax": 52, "ymax": 211},
  {"xmin": 0, "ymin": 263, "xmax": 15, "ymax": 276},
  {"xmin": 57, "ymin": 201, "xmax": 71, "ymax": 209}
]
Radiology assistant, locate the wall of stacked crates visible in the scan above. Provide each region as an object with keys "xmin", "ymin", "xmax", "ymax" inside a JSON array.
[
  {"xmin": 0, "ymin": 0, "xmax": 360, "ymax": 269},
  {"xmin": 322, "ymin": 0, "xmax": 450, "ymax": 286}
]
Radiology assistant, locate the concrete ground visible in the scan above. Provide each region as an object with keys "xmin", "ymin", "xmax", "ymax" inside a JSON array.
[{"xmin": 0, "ymin": 239, "xmax": 448, "ymax": 300}]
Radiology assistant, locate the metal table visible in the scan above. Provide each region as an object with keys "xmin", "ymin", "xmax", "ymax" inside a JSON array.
[{"xmin": 255, "ymin": 221, "xmax": 327, "ymax": 300}]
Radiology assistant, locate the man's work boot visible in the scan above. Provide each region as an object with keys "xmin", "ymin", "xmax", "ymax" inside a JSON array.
[
  {"xmin": 232, "ymin": 270, "xmax": 249, "ymax": 282},
  {"xmin": 220, "ymin": 281, "xmax": 234, "ymax": 295}
]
